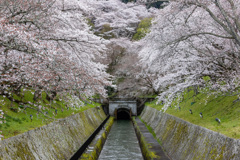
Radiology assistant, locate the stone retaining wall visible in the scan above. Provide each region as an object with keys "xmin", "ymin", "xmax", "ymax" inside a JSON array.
[
  {"xmin": 140, "ymin": 106, "xmax": 240, "ymax": 160},
  {"xmin": 80, "ymin": 117, "xmax": 114, "ymax": 160},
  {"xmin": 0, "ymin": 107, "xmax": 106, "ymax": 160}
]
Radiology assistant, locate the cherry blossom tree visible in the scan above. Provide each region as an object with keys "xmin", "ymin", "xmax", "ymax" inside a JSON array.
[
  {"xmin": 73, "ymin": 0, "xmax": 156, "ymax": 38},
  {"xmin": 139, "ymin": 0, "xmax": 240, "ymax": 109},
  {"xmin": 0, "ymin": 0, "xmax": 112, "ymax": 99},
  {"xmin": 0, "ymin": 0, "xmax": 116, "ymax": 139},
  {"xmin": 0, "ymin": 0, "xmax": 166, "ymax": 139}
]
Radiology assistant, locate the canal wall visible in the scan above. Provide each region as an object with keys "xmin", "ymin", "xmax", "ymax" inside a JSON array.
[
  {"xmin": 132, "ymin": 117, "xmax": 170, "ymax": 160},
  {"xmin": 141, "ymin": 106, "xmax": 240, "ymax": 160},
  {"xmin": 80, "ymin": 117, "xmax": 114, "ymax": 160},
  {"xmin": 0, "ymin": 107, "xmax": 106, "ymax": 160}
]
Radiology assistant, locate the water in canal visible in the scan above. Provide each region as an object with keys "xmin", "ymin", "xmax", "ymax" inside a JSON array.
[{"xmin": 98, "ymin": 120, "xmax": 143, "ymax": 160}]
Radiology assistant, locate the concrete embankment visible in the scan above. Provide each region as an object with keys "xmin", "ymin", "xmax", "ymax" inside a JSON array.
[
  {"xmin": 132, "ymin": 117, "xmax": 170, "ymax": 160},
  {"xmin": 0, "ymin": 107, "xmax": 106, "ymax": 160},
  {"xmin": 140, "ymin": 106, "xmax": 240, "ymax": 160},
  {"xmin": 79, "ymin": 117, "xmax": 114, "ymax": 160}
]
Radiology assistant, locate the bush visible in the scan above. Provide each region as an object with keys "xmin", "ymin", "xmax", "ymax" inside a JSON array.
[
  {"xmin": 95, "ymin": 24, "xmax": 115, "ymax": 39},
  {"xmin": 121, "ymin": 0, "xmax": 136, "ymax": 3},
  {"xmin": 132, "ymin": 17, "xmax": 152, "ymax": 41},
  {"xmin": 86, "ymin": 18, "xmax": 95, "ymax": 31}
]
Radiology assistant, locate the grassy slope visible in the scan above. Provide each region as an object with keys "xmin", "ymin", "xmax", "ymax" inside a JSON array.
[
  {"xmin": 0, "ymin": 90, "xmax": 100, "ymax": 139},
  {"xmin": 145, "ymin": 90, "xmax": 240, "ymax": 139}
]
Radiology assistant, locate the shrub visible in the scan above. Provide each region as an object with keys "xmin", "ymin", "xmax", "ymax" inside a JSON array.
[
  {"xmin": 132, "ymin": 17, "xmax": 152, "ymax": 41},
  {"xmin": 95, "ymin": 24, "xmax": 115, "ymax": 39}
]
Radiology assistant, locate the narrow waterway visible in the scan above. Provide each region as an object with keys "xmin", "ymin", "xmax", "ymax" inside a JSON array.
[{"xmin": 98, "ymin": 120, "xmax": 143, "ymax": 160}]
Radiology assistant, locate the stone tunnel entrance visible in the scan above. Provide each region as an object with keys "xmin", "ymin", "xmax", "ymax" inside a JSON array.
[
  {"xmin": 109, "ymin": 100, "xmax": 137, "ymax": 119},
  {"xmin": 115, "ymin": 107, "xmax": 132, "ymax": 120}
]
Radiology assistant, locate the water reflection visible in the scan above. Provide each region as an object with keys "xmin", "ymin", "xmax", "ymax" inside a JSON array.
[{"xmin": 98, "ymin": 120, "xmax": 143, "ymax": 160}]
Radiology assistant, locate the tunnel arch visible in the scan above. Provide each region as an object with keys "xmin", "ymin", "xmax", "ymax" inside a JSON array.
[
  {"xmin": 114, "ymin": 107, "xmax": 132, "ymax": 120},
  {"xmin": 109, "ymin": 100, "xmax": 137, "ymax": 117}
]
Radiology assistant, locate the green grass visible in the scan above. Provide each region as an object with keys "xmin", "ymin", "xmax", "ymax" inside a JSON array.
[
  {"xmin": 145, "ymin": 90, "xmax": 240, "ymax": 139},
  {"xmin": 0, "ymin": 90, "xmax": 100, "ymax": 139}
]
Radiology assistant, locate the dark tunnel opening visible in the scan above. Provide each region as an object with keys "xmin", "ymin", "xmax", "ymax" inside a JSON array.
[{"xmin": 117, "ymin": 109, "xmax": 131, "ymax": 120}]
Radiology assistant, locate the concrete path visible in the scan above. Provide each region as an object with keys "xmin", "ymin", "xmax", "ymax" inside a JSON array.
[{"xmin": 135, "ymin": 118, "xmax": 171, "ymax": 160}]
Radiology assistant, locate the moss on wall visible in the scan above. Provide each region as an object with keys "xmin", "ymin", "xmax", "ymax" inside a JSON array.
[
  {"xmin": 140, "ymin": 106, "xmax": 240, "ymax": 160},
  {"xmin": 0, "ymin": 107, "xmax": 106, "ymax": 160},
  {"xmin": 80, "ymin": 117, "xmax": 114, "ymax": 160},
  {"xmin": 132, "ymin": 117, "xmax": 160, "ymax": 160}
]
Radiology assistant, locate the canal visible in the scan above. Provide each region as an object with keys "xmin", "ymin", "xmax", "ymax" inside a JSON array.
[{"xmin": 98, "ymin": 120, "xmax": 143, "ymax": 160}]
